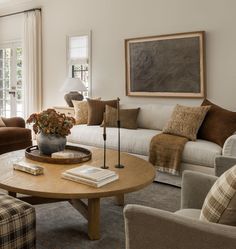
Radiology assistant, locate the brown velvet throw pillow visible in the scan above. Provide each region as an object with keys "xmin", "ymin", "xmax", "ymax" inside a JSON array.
[
  {"xmin": 101, "ymin": 105, "xmax": 140, "ymax": 129},
  {"xmin": 198, "ymin": 99, "xmax": 236, "ymax": 147},
  {"xmin": 87, "ymin": 99, "xmax": 117, "ymax": 125},
  {"xmin": 163, "ymin": 104, "xmax": 210, "ymax": 141}
]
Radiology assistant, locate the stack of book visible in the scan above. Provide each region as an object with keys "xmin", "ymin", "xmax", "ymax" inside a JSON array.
[{"xmin": 62, "ymin": 165, "xmax": 119, "ymax": 187}]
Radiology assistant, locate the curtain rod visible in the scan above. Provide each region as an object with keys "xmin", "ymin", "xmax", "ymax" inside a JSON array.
[{"xmin": 0, "ymin": 8, "xmax": 41, "ymax": 19}]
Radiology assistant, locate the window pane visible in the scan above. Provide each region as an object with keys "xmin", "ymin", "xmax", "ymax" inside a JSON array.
[{"xmin": 69, "ymin": 35, "xmax": 88, "ymax": 60}]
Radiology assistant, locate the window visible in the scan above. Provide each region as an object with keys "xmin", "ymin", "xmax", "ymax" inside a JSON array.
[
  {"xmin": 67, "ymin": 33, "xmax": 91, "ymax": 97},
  {"xmin": 0, "ymin": 43, "xmax": 23, "ymax": 117}
]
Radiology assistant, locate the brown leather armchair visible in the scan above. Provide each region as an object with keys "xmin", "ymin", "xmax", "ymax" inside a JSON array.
[{"xmin": 0, "ymin": 117, "xmax": 32, "ymax": 154}]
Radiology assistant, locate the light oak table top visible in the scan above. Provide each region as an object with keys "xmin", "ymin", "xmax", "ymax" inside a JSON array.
[
  {"xmin": 0, "ymin": 148, "xmax": 155, "ymax": 199},
  {"xmin": 0, "ymin": 148, "xmax": 155, "ymax": 240}
]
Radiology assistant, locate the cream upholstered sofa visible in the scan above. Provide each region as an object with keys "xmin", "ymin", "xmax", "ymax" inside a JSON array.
[{"xmin": 67, "ymin": 103, "xmax": 236, "ymax": 182}]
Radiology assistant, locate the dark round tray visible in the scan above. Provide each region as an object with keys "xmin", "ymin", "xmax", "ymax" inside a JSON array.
[{"xmin": 25, "ymin": 145, "xmax": 92, "ymax": 164}]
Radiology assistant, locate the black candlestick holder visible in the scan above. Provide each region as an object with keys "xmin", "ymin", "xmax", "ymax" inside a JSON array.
[
  {"xmin": 115, "ymin": 120, "xmax": 125, "ymax": 168},
  {"xmin": 101, "ymin": 133, "xmax": 109, "ymax": 169}
]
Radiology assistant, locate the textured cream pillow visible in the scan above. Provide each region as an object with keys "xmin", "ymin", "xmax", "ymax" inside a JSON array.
[
  {"xmin": 72, "ymin": 98, "xmax": 101, "ymax": 125},
  {"xmin": 0, "ymin": 117, "xmax": 6, "ymax": 127},
  {"xmin": 200, "ymin": 165, "xmax": 236, "ymax": 226},
  {"xmin": 72, "ymin": 100, "xmax": 88, "ymax": 125},
  {"xmin": 163, "ymin": 104, "xmax": 210, "ymax": 141}
]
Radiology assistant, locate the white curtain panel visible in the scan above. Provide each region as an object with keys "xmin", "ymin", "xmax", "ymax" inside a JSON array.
[{"xmin": 23, "ymin": 10, "xmax": 42, "ymax": 119}]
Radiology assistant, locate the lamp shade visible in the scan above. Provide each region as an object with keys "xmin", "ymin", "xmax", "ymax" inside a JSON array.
[{"xmin": 60, "ymin": 78, "xmax": 87, "ymax": 93}]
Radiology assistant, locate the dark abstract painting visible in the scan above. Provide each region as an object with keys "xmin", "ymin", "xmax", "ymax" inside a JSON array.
[{"xmin": 125, "ymin": 31, "xmax": 205, "ymax": 97}]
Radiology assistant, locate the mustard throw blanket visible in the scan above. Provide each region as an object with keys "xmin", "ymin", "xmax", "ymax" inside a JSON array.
[{"xmin": 149, "ymin": 133, "xmax": 188, "ymax": 175}]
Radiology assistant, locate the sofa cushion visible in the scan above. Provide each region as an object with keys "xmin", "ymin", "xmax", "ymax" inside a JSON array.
[
  {"xmin": 198, "ymin": 99, "xmax": 236, "ymax": 147},
  {"xmin": 182, "ymin": 140, "xmax": 222, "ymax": 168},
  {"xmin": 200, "ymin": 165, "xmax": 236, "ymax": 226},
  {"xmin": 121, "ymin": 103, "xmax": 175, "ymax": 130},
  {"xmin": 68, "ymin": 125, "xmax": 162, "ymax": 156},
  {"xmin": 68, "ymin": 125, "xmax": 221, "ymax": 167},
  {"xmin": 87, "ymin": 99, "xmax": 117, "ymax": 125},
  {"xmin": 102, "ymin": 105, "xmax": 140, "ymax": 129},
  {"xmin": 163, "ymin": 104, "xmax": 210, "ymax": 141}
]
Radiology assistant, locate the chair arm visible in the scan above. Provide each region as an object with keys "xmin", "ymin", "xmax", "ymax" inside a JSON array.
[
  {"xmin": 2, "ymin": 117, "xmax": 25, "ymax": 128},
  {"xmin": 181, "ymin": 171, "xmax": 217, "ymax": 209},
  {"xmin": 124, "ymin": 204, "xmax": 236, "ymax": 249},
  {"xmin": 215, "ymin": 155, "xmax": 236, "ymax": 176},
  {"xmin": 223, "ymin": 134, "xmax": 236, "ymax": 156}
]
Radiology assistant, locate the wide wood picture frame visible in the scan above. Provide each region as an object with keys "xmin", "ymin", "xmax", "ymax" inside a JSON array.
[{"xmin": 125, "ymin": 31, "xmax": 205, "ymax": 98}]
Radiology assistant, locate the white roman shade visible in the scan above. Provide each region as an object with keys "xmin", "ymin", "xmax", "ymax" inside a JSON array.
[{"xmin": 68, "ymin": 35, "xmax": 88, "ymax": 65}]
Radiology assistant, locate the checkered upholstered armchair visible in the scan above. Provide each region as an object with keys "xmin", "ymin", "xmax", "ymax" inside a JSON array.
[
  {"xmin": 124, "ymin": 170, "xmax": 236, "ymax": 249},
  {"xmin": 0, "ymin": 194, "xmax": 36, "ymax": 249}
]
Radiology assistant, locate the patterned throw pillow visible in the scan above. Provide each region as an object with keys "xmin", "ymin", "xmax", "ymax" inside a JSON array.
[
  {"xmin": 200, "ymin": 165, "xmax": 236, "ymax": 225},
  {"xmin": 72, "ymin": 100, "xmax": 88, "ymax": 125},
  {"xmin": 163, "ymin": 104, "xmax": 211, "ymax": 141},
  {"xmin": 72, "ymin": 98, "xmax": 101, "ymax": 125},
  {"xmin": 101, "ymin": 105, "xmax": 140, "ymax": 129}
]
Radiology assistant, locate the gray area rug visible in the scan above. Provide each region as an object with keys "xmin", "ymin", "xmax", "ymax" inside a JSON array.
[{"xmin": 36, "ymin": 183, "xmax": 180, "ymax": 249}]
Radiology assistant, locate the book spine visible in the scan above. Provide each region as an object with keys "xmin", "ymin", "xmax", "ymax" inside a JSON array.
[
  {"xmin": 66, "ymin": 171, "xmax": 114, "ymax": 182},
  {"xmin": 62, "ymin": 173, "xmax": 98, "ymax": 187}
]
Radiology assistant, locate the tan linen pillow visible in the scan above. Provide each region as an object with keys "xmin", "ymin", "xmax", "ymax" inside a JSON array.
[
  {"xmin": 87, "ymin": 99, "xmax": 118, "ymax": 125},
  {"xmin": 72, "ymin": 98, "xmax": 101, "ymax": 125},
  {"xmin": 102, "ymin": 105, "xmax": 140, "ymax": 129},
  {"xmin": 200, "ymin": 165, "xmax": 236, "ymax": 226},
  {"xmin": 0, "ymin": 117, "xmax": 6, "ymax": 127},
  {"xmin": 163, "ymin": 104, "xmax": 210, "ymax": 141}
]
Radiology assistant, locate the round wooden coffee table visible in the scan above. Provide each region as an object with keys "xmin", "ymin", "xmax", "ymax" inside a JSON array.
[{"xmin": 0, "ymin": 148, "xmax": 155, "ymax": 240}]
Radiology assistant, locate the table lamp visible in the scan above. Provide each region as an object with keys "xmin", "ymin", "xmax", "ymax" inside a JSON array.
[{"xmin": 60, "ymin": 78, "xmax": 87, "ymax": 107}]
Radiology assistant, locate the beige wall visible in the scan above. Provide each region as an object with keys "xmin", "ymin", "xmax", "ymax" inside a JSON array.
[{"xmin": 1, "ymin": 0, "xmax": 236, "ymax": 110}]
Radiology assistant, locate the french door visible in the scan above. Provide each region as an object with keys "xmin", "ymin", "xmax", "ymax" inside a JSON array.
[{"xmin": 0, "ymin": 42, "xmax": 23, "ymax": 118}]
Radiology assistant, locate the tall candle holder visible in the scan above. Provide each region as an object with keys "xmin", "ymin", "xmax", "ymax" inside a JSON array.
[
  {"xmin": 115, "ymin": 97, "xmax": 125, "ymax": 169},
  {"xmin": 101, "ymin": 112, "xmax": 109, "ymax": 169}
]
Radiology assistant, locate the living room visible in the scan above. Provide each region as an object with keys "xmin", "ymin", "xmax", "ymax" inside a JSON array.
[{"xmin": 0, "ymin": 0, "xmax": 236, "ymax": 248}]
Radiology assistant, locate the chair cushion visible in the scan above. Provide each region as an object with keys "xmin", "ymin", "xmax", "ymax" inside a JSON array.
[
  {"xmin": 200, "ymin": 165, "xmax": 236, "ymax": 225},
  {"xmin": 0, "ymin": 127, "xmax": 32, "ymax": 145},
  {"xmin": 163, "ymin": 104, "xmax": 210, "ymax": 141},
  {"xmin": 175, "ymin": 209, "xmax": 201, "ymax": 219}
]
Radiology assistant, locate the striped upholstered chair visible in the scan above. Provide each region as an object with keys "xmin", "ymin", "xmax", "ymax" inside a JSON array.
[{"xmin": 0, "ymin": 194, "xmax": 36, "ymax": 249}]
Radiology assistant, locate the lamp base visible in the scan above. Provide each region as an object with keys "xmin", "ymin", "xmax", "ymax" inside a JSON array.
[{"xmin": 64, "ymin": 91, "xmax": 84, "ymax": 107}]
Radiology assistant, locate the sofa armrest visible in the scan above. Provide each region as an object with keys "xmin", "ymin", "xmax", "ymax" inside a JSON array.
[
  {"xmin": 215, "ymin": 155, "xmax": 236, "ymax": 176},
  {"xmin": 124, "ymin": 204, "xmax": 236, "ymax": 249},
  {"xmin": 181, "ymin": 171, "xmax": 217, "ymax": 209},
  {"xmin": 2, "ymin": 117, "xmax": 25, "ymax": 128},
  {"xmin": 223, "ymin": 134, "xmax": 236, "ymax": 156}
]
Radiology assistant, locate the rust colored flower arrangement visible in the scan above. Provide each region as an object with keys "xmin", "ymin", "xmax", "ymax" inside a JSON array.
[{"xmin": 27, "ymin": 108, "xmax": 76, "ymax": 137}]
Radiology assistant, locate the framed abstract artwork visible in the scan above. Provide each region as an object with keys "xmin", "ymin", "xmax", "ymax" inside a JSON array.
[{"xmin": 125, "ymin": 31, "xmax": 205, "ymax": 98}]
